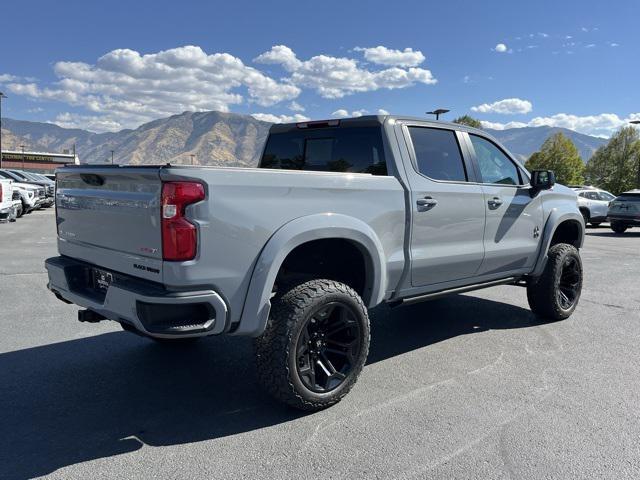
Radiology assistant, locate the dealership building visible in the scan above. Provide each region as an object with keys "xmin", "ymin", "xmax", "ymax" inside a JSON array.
[{"xmin": 0, "ymin": 150, "xmax": 79, "ymax": 173}]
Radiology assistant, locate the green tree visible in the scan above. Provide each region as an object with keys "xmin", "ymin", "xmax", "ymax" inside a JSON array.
[
  {"xmin": 452, "ymin": 115, "xmax": 483, "ymax": 129},
  {"xmin": 525, "ymin": 132, "xmax": 584, "ymax": 185},
  {"xmin": 584, "ymin": 126, "xmax": 640, "ymax": 194}
]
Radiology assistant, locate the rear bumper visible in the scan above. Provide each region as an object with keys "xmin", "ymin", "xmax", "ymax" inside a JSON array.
[
  {"xmin": 609, "ymin": 215, "xmax": 640, "ymax": 226},
  {"xmin": 45, "ymin": 256, "xmax": 229, "ymax": 339}
]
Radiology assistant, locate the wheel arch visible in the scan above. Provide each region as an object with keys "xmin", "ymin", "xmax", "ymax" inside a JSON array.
[
  {"xmin": 234, "ymin": 213, "xmax": 387, "ymax": 336},
  {"xmin": 530, "ymin": 210, "xmax": 584, "ymax": 278}
]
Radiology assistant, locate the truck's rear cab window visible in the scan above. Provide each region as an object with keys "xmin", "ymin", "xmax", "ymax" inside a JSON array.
[{"xmin": 260, "ymin": 127, "xmax": 388, "ymax": 175}]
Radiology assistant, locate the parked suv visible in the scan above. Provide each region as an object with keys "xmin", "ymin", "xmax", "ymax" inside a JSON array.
[
  {"xmin": 608, "ymin": 189, "xmax": 640, "ymax": 233},
  {"xmin": 8, "ymin": 170, "xmax": 55, "ymax": 206},
  {"xmin": 46, "ymin": 116, "xmax": 585, "ymax": 410},
  {"xmin": 571, "ymin": 186, "xmax": 616, "ymax": 226},
  {"xmin": 0, "ymin": 169, "xmax": 50, "ymax": 207}
]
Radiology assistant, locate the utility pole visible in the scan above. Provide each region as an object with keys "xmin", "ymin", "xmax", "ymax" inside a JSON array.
[
  {"xmin": 110, "ymin": 150, "xmax": 114, "ymax": 164},
  {"xmin": 20, "ymin": 145, "xmax": 26, "ymax": 170},
  {"xmin": 0, "ymin": 92, "xmax": 7, "ymax": 169},
  {"xmin": 631, "ymin": 121, "xmax": 640, "ymax": 188}
]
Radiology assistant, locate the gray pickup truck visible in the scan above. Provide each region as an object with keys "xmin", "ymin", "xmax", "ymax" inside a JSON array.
[{"xmin": 46, "ymin": 115, "xmax": 584, "ymax": 410}]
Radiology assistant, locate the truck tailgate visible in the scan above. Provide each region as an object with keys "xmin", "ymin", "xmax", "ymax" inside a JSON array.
[{"xmin": 56, "ymin": 167, "xmax": 164, "ymax": 281}]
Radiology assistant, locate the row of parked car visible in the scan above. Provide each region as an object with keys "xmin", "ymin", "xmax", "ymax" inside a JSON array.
[
  {"xmin": 572, "ymin": 185, "xmax": 640, "ymax": 233},
  {"xmin": 0, "ymin": 169, "xmax": 56, "ymax": 222}
]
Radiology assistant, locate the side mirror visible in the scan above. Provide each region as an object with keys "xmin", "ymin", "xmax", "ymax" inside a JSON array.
[{"xmin": 530, "ymin": 170, "xmax": 555, "ymax": 192}]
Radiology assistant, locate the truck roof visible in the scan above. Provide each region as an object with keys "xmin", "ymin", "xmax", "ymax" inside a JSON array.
[{"xmin": 269, "ymin": 115, "xmax": 487, "ymax": 136}]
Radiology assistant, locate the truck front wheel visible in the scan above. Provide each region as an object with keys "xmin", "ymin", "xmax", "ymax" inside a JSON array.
[
  {"xmin": 254, "ymin": 279, "xmax": 370, "ymax": 411},
  {"xmin": 527, "ymin": 243, "xmax": 583, "ymax": 320}
]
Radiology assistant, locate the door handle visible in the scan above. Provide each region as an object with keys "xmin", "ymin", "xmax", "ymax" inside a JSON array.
[
  {"xmin": 416, "ymin": 196, "xmax": 438, "ymax": 209},
  {"xmin": 487, "ymin": 197, "xmax": 503, "ymax": 208}
]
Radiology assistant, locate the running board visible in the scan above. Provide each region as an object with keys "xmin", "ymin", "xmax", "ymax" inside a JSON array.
[{"xmin": 398, "ymin": 277, "xmax": 519, "ymax": 306}]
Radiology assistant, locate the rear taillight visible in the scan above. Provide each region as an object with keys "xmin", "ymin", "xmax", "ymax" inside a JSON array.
[
  {"xmin": 161, "ymin": 182, "xmax": 205, "ymax": 261},
  {"xmin": 0, "ymin": 183, "xmax": 3, "ymax": 200}
]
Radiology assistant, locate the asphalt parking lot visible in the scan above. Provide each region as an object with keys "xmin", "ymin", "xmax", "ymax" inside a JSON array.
[{"xmin": 1, "ymin": 209, "xmax": 639, "ymax": 480}]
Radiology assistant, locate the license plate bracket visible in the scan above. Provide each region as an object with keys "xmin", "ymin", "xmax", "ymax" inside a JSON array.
[{"xmin": 91, "ymin": 267, "xmax": 114, "ymax": 292}]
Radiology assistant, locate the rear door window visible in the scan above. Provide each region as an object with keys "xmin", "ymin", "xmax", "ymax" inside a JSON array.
[
  {"xmin": 260, "ymin": 127, "xmax": 387, "ymax": 175},
  {"xmin": 407, "ymin": 127, "xmax": 467, "ymax": 182},
  {"xmin": 585, "ymin": 192, "xmax": 600, "ymax": 200}
]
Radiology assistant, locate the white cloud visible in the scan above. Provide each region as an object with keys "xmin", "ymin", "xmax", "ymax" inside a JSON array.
[
  {"xmin": 331, "ymin": 109, "xmax": 351, "ymax": 118},
  {"xmin": 53, "ymin": 112, "xmax": 125, "ymax": 132},
  {"xmin": 0, "ymin": 74, "xmax": 18, "ymax": 83},
  {"xmin": 585, "ymin": 44, "xmax": 596, "ymax": 48},
  {"xmin": 353, "ymin": 46, "xmax": 425, "ymax": 67},
  {"xmin": 471, "ymin": 98, "xmax": 533, "ymax": 115},
  {"xmin": 330, "ymin": 109, "xmax": 373, "ymax": 118},
  {"xmin": 8, "ymin": 44, "xmax": 435, "ymax": 131},
  {"xmin": 251, "ymin": 113, "xmax": 310, "ymax": 123},
  {"xmin": 255, "ymin": 45, "xmax": 436, "ymax": 99},
  {"xmin": 481, "ymin": 113, "xmax": 640, "ymax": 137},
  {"xmin": 481, "ymin": 120, "xmax": 528, "ymax": 130},
  {"xmin": 7, "ymin": 45, "xmax": 301, "ymax": 132},
  {"xmin": 494, "ymin": 43, "xmax": 508, "ymax": 53},
  {"xmin": 378, "ymin": 109, "xmax": 390, "ymax": 115},
  {"xmin": 288, "ymin": 101, "xmax": 305, "ymax": 112}
]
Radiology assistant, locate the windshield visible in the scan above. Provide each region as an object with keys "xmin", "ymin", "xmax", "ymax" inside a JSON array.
[
  {"xmin": 20, "ymin": 172, "xmax": 42, "ymax": 181},
  {"xmin": 8, "ymin": 170, "xmax": 32, "ymax": 181}
]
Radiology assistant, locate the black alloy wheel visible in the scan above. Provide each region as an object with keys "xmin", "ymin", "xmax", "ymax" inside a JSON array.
[
  {"xmin": 295, "ymin": 301, "xmax": 362, "ymax": 393},
  {"xmin": 557, "ymin": 256, "xmax": 581, "ymax": 310}
]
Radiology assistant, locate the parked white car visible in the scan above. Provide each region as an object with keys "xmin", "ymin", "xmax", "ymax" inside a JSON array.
[
  {"xmin": 12, "ymin": 182, "xmax": 41, "ymax": 213},
  {"xmin": 571, "ymin": 186, "xmax": 616, "ymax": 226},
  {"xmin": 0, "ymin": 179, "xmax": 17, "ymax": 222}
]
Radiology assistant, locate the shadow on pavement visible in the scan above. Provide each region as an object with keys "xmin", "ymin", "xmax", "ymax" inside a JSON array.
[
  {"xmin": 586, "ymin": 230, "xmax": 640, "ymax": 238},
  {"xmin": 0, "ymin": 294, "xmax": 540, "ymax": 479}
]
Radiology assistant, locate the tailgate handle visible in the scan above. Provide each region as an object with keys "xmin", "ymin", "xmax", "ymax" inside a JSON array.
[{"xmin": 80, "ymin": 174, "xmax": 105, "ymax": 186}]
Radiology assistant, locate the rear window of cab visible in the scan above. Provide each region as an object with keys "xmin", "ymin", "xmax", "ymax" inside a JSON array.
[{"xmin": 259, "ymin": 127, "xmax": 388, "ymax": 175}]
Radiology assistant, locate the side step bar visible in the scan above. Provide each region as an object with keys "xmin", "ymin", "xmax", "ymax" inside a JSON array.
[{"xmin": 397, "ymin": 277, "xmax": 519, "ymax": 306}]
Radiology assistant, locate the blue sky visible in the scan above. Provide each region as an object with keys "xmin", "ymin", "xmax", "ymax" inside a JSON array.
[{"xmin": 0, "ymin": 0, "xmax": 638, "ymax": 136}]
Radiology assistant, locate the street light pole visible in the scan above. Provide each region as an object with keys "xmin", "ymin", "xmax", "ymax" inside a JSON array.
[
  {"xmin": 425, "ymin": 108, "xmax": 450, "ymax": 121},
  {"xmin": 110, "ymin": 150, "xmax": 114, "ymax": 165},
  {"xmin": 20, "ymin": 145, "xmax": 26, "ymax": 170},
  {"xmin": 0, "ymin": 92, "xmax": 7, "ymax": 169}
]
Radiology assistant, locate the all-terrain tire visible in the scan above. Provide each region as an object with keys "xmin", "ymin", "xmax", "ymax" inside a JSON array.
[
  {"xmin": 611, "ymin": 221, "xmax": 628, "ymax": 234},
  {"xmin": 254, "ymin": 279, "xmax": 370, "ymax": 411},
  {"xmin": 527, "ymin": 243, "xmax": 582, "ymax": 321}
]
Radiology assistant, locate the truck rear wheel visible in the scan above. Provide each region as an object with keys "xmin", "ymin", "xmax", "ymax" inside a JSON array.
[
  {"xmin": 527, "ymin": 243, "xmax": 582, "ymax": 321},
  {"xmin": 254, "ymin": 279, "xmax": 370, "ymax": 411}
]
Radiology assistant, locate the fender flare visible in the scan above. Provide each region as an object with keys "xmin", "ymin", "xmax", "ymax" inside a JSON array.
[
  {"xmin": 233, "ymin": 213, "xmax": 387, "ymax": 336},
  {"xmin": 530, "ymin": 209, "xmax": 584, "ymax": 278}
]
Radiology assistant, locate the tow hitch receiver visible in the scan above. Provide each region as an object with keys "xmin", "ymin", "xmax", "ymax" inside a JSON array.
[{"xmin": 78, "ymin": 309, "xmax": 107, "ymax": 323}]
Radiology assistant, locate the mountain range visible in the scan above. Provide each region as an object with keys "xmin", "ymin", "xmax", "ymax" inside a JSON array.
[{"xmin": 0, "ymin": 111, "xmax": 607, "ymax": 166}]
